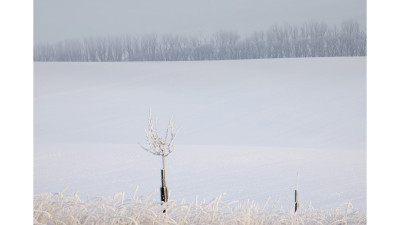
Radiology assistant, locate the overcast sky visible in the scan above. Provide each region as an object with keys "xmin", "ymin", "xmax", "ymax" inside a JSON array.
[{"xmin": 34, "ymin": 0, "xmax": 366, "ymax": 44}]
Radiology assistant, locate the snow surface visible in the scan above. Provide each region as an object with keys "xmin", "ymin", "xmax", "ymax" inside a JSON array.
[{"xmin": 34, "ymin": 57, "xmax": 366, "ymax": 210}]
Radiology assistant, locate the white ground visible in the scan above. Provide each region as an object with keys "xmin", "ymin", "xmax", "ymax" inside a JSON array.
[{"xmin": 34, "ymin": 57, "xmax": 366, "ymax": 211}]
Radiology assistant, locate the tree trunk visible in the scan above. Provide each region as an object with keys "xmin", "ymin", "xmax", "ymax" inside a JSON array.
[{"xmin": 162, "ymin": 155, "xmax": 166, "ymax": 187}]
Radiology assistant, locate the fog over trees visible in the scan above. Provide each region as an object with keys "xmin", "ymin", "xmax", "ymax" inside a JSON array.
[{"xmin": 34, "ymin": 21, "xmax": 366, "ymax": 62}]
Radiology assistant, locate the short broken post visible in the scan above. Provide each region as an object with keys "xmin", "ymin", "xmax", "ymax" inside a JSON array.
[
  {"xmin": 295, "ymin": 189, "xmax": 299, "ymax": 213},
  {"xmin": 294, "ymin": 171, "xmax": 299, "ymax": 213}
]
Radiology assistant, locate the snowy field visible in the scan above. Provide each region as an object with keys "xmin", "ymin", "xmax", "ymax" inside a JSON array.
[{"xmin": 34, "ymin": 57, "xmax": 366, "ymax": 213}]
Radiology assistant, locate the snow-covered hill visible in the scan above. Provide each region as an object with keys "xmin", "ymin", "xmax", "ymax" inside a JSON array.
[{"xmin": 34, "ymin": 57, "xmax": 366, "ymax": 210}]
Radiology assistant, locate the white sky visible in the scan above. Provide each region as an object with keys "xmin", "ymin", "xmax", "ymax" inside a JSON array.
[{"xmin": 34, "ymin": 0, "xmax": 366, "ymax": 43}]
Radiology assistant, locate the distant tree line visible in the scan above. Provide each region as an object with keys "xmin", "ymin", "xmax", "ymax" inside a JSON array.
[{"xmin": 34, "ymin": 21, "xmax": 366, "ymax": 62}]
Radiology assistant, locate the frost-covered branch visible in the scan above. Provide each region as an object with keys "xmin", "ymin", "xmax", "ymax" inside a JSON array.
[{"xmin": 141, "ymin": 111, "xmax": 177, "ymax": 157}]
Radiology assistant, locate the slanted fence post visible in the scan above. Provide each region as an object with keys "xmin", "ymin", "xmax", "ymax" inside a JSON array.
[
  {"xmin": 295, "ymin": 189, "xmax": 299, "ymax": 212},
  {"xmin": 295, "ymin": 171, "xmax": 299, "ymax": 213}
]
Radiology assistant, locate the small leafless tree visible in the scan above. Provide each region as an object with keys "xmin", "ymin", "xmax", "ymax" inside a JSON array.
[{"xmin": 141, "ymin": 111, "xmax": 177, "ymax": 212}]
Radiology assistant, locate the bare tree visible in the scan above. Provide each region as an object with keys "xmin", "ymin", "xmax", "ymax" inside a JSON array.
[
  {"xmin": 141, "ymin": 111, "xmax": 178, "ymax": 212},
  {"xmin": 34, "ymin": 20, "xmax": 366, "ymax": 61},
  {"xmin": 213, "ymin": 30, "xmax": 240, "ymax": 59}
]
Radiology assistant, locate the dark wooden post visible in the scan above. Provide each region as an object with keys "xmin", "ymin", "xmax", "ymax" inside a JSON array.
[
  {"xmin": 294, "ymin": 171, "xmax": 299, "ymax": 213},
  {"xmin": 294, "ymin": 189, "xmax": 299, "ymax": 212},
  {"xmin": 160, "ymin": 169, "xmax": 168, "ymax": 213}
]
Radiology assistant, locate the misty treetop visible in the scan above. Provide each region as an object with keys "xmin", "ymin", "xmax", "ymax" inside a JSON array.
[{"xmin": 34, "ymin": 21, "xmax": 366, "ymax": 62}]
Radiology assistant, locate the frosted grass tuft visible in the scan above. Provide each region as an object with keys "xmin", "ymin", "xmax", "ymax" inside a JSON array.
[{"xmin": 34, "ymin": 189, "xmax": 366, "ymax": 225}]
